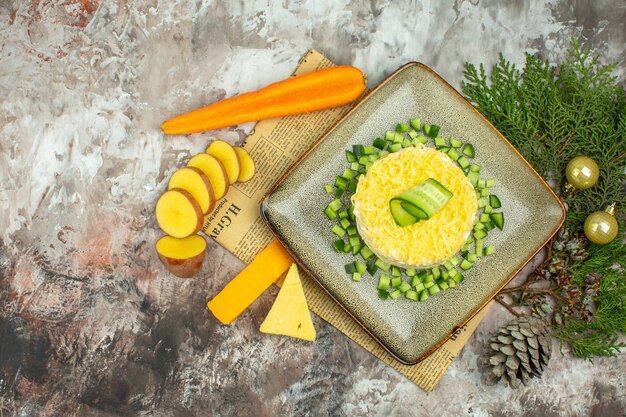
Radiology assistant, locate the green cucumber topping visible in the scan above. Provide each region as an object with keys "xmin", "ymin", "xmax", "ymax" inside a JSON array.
[{"xmin": 389, "ymin": 178, "xmax": 453, "ymax": 227}]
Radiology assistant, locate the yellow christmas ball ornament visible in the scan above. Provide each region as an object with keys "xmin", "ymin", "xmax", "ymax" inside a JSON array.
[
  {"xmin": 584, "ymin": 204, "xmax": 619, "ymax": 245},
  {"xmin": 564, "ymin": 156, "xmax": 599, "ymax": 191}
]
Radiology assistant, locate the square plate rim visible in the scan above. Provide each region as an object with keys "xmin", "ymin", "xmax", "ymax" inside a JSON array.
[{"xmin": 260, "ymin": 61, "xmax": 566, "ymax": 365}]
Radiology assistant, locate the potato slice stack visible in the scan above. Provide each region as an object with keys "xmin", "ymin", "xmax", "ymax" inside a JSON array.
[{"xmin": 155, "ymin": 140, "xmax": 256, "ymax": 277}]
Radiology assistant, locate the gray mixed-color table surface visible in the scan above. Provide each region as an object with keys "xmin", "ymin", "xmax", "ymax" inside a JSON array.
[{"xmin": 1, "ymin": 1, "xmax": 624, "ymax": 416}]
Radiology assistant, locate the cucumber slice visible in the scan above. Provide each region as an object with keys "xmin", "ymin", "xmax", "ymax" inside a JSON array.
[
  {"xmin": 389, "ymin": 199, "xmax": 419, "ymax": 227},
  {"xmin": 490, "ymin": 212, "xmax": 504, "ymax": 230},
  {"xmin": 390, "ymin": 178, "xmax": 453, "ymax": 222}
]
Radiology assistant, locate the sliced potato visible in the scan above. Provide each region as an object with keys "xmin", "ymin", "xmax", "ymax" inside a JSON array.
[
  {"xmin": 156, "ymin": 234, "xmax": 207, "ymax": 278},
  {"xmin": 206, "ymin": 140, "xmax": 240, "ymax": 184},
  {"xmin": 187, "ymin": 153, "xmax": 230, "ymax": 199},
  {"xmin": 168, "ymin": 167, "xmax": 215, "ymax": 214},
  {"xmin": 233, "ymin": 147, "xmax": 255, "ymax": 182},
  {"xmin": 155, "ymin": 189, "xmax": 203, "ymax": 238}
]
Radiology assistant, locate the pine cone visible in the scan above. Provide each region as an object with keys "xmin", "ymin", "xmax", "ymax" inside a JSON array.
[{"xmin": 481, "ymin": 316, "xmax": 552, "ymax": 388}]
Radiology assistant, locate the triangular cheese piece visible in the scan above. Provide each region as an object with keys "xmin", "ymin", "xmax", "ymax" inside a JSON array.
[{"xmin": 260, "ymin": 263, "xmax": 316, "ymax": 341}]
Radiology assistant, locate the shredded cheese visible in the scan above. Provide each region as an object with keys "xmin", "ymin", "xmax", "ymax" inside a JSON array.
[{"xmin": 352, "ymin": 146, "xmax": 477, "ymax": 268}]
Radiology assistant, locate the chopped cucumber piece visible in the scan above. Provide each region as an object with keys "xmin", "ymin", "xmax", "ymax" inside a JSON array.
[
  {"xmin": 398, "ymin": 281, "xmax": 412, "ymax": 293},
  {"xmin": 334, "ymin": 187, "xmax": 344, "ymax": 198},
  {"xmin": 419, "ymin": 290, "xmax": 429, "ymax": 301},
  {"xmin": 407, "ymin": 130, "xmax": 418, "ymax": 140},
  {"xmin": 410, "ymin": 118, "xmax": 421, "ymax": 130},
  {"xmin": 475, "ymin": 239, "xmax": 484, "ymax": 257},
  {"xmin": 477, "ymin": 179, "xmax": 486, "ymax": 189},
  {"xmin": 448, "ymin": 269, "xmax": 459, "ymax": 279},
  {"xmin": 335, "ymin": 176, "xmax": 348, "ymax": 189},
  {"xmin": 423, "ymin": 124, "xmax": 431, "ymax": 136},
  {"xmin": 373, "ymin": 137, "xmax": 386, "ymax": 149},
  {"xmin": 363, "ymin": 146, "xmax": 375, "ymax": 155},
  {"xmin": 414, "ymin": 282, "xmax": 426, "ymax": 293},
  {"xmin": 428, "ymin": 284, "xmax": 441, "ymax": 295},
  {"xmin": 460, "ymin": 259, "xmax": 473, "ymax": 270},
  {"xmin": 350, "ymin": 162, "xmax": 360, "ymax": 171},
  {"xmin": 343, "ymin": 243, "xmax": 351, "ymax": 253},
  {"xmin": 375, "ymin": 259, "xmax": 391, "ymax": 272},
  {"xmin": 366, "ymin": 259, "xmax": 378, "ymax": 275},
  {"xmin": 385, "ymin": 130, "xmax": 396, "ymax": 141},
  {"xmin": 378, "ymin": 289, "xmax": 389, "ymax": 300},
  {"xmin": 349, "ymin": 235, "xmax": 360, "ymax": 248},
  {"xmin": 348, "ymin": 205, "xmax": 355, "ymax": 220},
  {"xmin": 401, "ymin": 138, "xmax": 412, "ymax": 148},
  {"xmin": 453, "ymin": 273, "xmax": 464, "ymax": 284},
  {"xmin": 405, "ymin": 290, "xmax": 419, "ymax": 301},
  {"xmin": 477, "ymin": 197, "xmax": 487, "ymax": 208},
  {"xmin": 466, "ymin": 253, "xmax": 478, "ymax": 262},
  {"xmin": 389, "ymin": 289, "xmax": 402, "ymax": 300},
  {"xmin": 324, "ymin": 205, "xmax": 337, "ymax": 220},
  {"xmin": 462, "ymin": 243, "xmax": 472, "ymax": 252},
  {"xmin": 394, "ymin": 132, "xmax": 404, "ymax": 143},
  {"xmin": 484, "ymin": 204, "xmax": 493, "ymax": 214},
  {"xmin": 423, "ymin": 273, "xmax": 435, "ymax": 283},
  {"xmin": 352, "ymin": 272, "xmax": 362, "ymax": 281},
  {"xmin": 485, "ymin": 179, "xmax": 496, "ymax": 188},
  {"xmin": 434, "ymin": 137, "xmax": 447, "ymax": 148},
  {"xmin": 489, "ymin": 194, "xmax": 502, "ymax": 209},
  {"xmin": 469, "ymin": 164, "xmax": 481, "ymax": 173},
  {"xmin": 378, "ymin": 274, "xmax": 391, "ymax": 290},
  {"xmin": 411, "ymin": 275, "xmax": 421, "ymax": 287},
  {"xmin": 339, "ymin": 218, "xmax": 351, "ymax": 229},
  {"xmin": 405, "ymin": 268, "xmax": 416, "ymax": 277},
  {"xmin": 346, "ymin": 150, "xmax": 357, "ymax": 163},
  {"xmin": 354, "ymin": 261, "xmax": 367, "ymax": 275},
  {"xmin": 467, "ymin": 171, "xmax": 479, "ymax": 187},
  {"xmin": 443, "ymin": 260, "xmax": 454, "ymax": 271},
  {"xmin": 441, "ymin": 270, "xmax": 449, "ymax": 280},
  {"xmin": 347, "ymin": 180, "xmax": 357, "ymax": 193},
  {"xmin": 332, "ymin": 239, "xmax": 344, "ymax": 252},
  {"xmin": 391, "ymin": 266, "xmax": 402, "ymax": 277},
  {"xmin": 358, "ymin": 155, "xmax": 369, "ymax": 165},
  {"xmin": 417, "ymin": 135, "xmax": 429, "ymax": 144},
  {"xmin": 426, "ymin": 124, "xmax": 440, "ymax": 138},
  {"xmin": 391, "ymin": 277, "xmax": 402, "ymax": 288},
  {"xmin": 342, "ymin": 168, "xmax": 354, "ymax": 180},
  {"xmin": 462, "ymin": 143, "xmax": 475, "ymax": 158},
  {"xmin": 378, "ymin": 150, "xmax": 389, "ymax": 157},
  {"xmin": 396, "ymin": 123, "xmax": 409, "ymax": 132},
  {"xmin": 474, "ymin": 229, "xmax": 487, "ymax": 240},
  {"xmin": 347, "ymin": 225, "xmax": 357, "ymax": 236},
  {"xmin": 447, "ymin": 148, "xmax": 461, "ymax": 161},
  {"xmin": 450, "ymin": 256, "xmax": 460, "ymax": 266},
  {"xmin": 438, "ymin": 280, "xmax": 449, "ymax": 290},
  {"xmin": 484, "ymin": 245, "xmax": 496, "ymax": 256},
  {"xmin": 474, "ymin": 222, "xmax": 485, "ymax": 231},
  {"xmin": 423, "ymin": 281, "xmax": 435, "ymax": 289},
  {"xmin": 480, "ymin": 188, "xmax": 489, "ymax": 197},
  {"xmin": 447, "ymin": 279, "xmax": 457, "ymax": 288},
  {"xmin": 450, "ymin": 139, "xmax": 463, "ymax": 148},
  {"xmin": 325, "ymin": 184, "xmax": 333, "ymax": 194},
  {"xmin": 352, "ymin": 144, "xmax": 365, "ymax": 157},
  {"xmin": 490, "ymin": 212, "xmax": 504, "ymax": 230},
  {"xmin": 388, "ymin": 143, "xmax": 402, "ymax": 153},
  {"xmin": 344, "ymin": 262, "xmax": 357, "ymax": 274},
  {"xmin": 332, "ymin": 225, "xmax": 346, "ymax": 237},
  {"xmin": 360, "ymin": 246, "xmax": 374, "ymax": 260},
  {"xmin": 457, "ymin": 156, "xmax": 470, "ymax": 169},
  {"xmin": 480, "ymin": 213, "xmax": 490, "ymax": 223},
  {"xmin": 432, "ymin": 267, "xmax": 441, "ymax": 279}
]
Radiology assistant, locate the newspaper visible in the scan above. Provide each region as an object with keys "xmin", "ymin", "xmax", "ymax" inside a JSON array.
[{"xmin": 202, "ymin": 50, "xmax": 490, "ymax": 392}]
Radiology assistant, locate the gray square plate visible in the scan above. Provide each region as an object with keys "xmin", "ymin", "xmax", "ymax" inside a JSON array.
[{"xmin": 261, "ymin": 63, "xmax": 565, "ymax": 364}]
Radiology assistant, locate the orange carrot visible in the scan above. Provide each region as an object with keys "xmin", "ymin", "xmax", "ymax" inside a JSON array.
[{"xmin": 162, "ymin": 66, "xmax": 366, "ymax": 135}]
